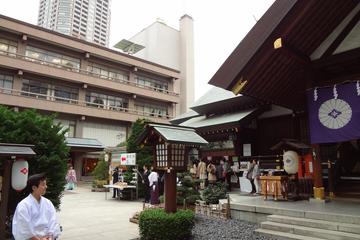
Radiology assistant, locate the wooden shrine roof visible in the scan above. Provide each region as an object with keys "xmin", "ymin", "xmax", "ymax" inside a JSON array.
[{"xmin": 209, "ymin": 0, "xmax": 359, "ymax": 111}]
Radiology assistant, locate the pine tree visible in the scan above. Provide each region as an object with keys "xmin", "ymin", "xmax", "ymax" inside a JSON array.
[
  {"xmin": 126, "ymin": 118, "xmax": 152, "ymax": 168},
  {"xmin": 0, "ymin": 106, "xmax": 69, "ymax": 212}
]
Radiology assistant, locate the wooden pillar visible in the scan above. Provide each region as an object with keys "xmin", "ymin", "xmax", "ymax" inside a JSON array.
[
  {"xmin": 164, "ymin": 170, "xmax": 177, "ymax": 213},
  {"xmin": 0, "ymin": 159, "xmax": 12, "ymax": 239},
  {"xmin": 312, "ymin": 144, "xmax": 324, "ymax": 200},
  {"xmin": 327, "ymin": 160, "xmax": 335, "ymax": 199}
]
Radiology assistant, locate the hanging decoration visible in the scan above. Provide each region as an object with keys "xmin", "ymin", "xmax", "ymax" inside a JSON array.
[
  {"xmin": 307, "ymin": 81, "xmax": 360, "ymax": 144},
  {"xmin": 11, "ymin": 159, "xmax": 29, "ymax": 191}
]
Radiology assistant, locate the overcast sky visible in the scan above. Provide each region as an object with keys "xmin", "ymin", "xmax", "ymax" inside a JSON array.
[{"xmin": 0, "ymin": 0, "xmax": 274, "ymax": 101}]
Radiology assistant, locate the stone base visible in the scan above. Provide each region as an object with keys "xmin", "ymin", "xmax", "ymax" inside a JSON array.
[{"xmin": 309, "ymin": 197, "xmax": 330, "ymax": 204}]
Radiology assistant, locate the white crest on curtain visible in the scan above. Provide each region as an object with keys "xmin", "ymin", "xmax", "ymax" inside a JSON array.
[{"xmin": 357, "ymin": 81, "xmax": 360, "ymax": 96}]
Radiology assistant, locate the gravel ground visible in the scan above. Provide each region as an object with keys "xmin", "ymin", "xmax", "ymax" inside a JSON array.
[{"xmin": 192, "ymin": 215, "xmax": 276, "ymax": 240}]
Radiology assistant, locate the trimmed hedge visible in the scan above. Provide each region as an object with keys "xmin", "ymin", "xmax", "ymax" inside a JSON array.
[{"xmin": 139, "ymin": 208, "xmax": 195, "ymax": 240}]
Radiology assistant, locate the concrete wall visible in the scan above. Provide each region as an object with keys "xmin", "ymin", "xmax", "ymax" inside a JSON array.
[
  {"xmin": 130, "ymin": 15, "xmax": 195, "ymax": 115},
  {"xmin": 131, "ymin": 21, "xmax": 180, "ymax": 70}
]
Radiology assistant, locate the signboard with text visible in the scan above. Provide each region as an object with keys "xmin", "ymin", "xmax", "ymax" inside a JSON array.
[{"xmin": 112, "ymin": 152, "xmax": 136, "ymax": 165}]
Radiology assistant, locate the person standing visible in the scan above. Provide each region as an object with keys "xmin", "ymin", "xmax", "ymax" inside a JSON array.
[
  {"xmin": 223, "ymin": 159, "xmax": 233, "ymax": 191},
  {"xmin": 148, "ymin": 167, "xmax": 159, "ymax": 205},
  {"xmin": 112, "ymin": 167, "xmax": 119, "ymax": 198},
  {"xmin": 142, "ymin": 165, "xmax": 150, "ymax": 203},
  {"xmin": 65, "ymin": 165, "xmax": 77, "ymax": 190},
  {"xmin": 207, "ymin": 161, "xmax": 217, "ymax": 184},
  {"xmin": 12, "ymin": 173, "xmax": 61, "ymax": 240},
  {"xmin": 217, "ymin": 159, "xmax": 225, "ymax": 182},
  {"xmin": 246, "ymin": 159, "xmax": 257, "ymax": 194},
  {"xmin": 197, "ymin": 158, "xmax": 207, "ymax": 189},
  {"xmin": 252, "ymin": 160, "xmax": 261, "ymax": 193}
]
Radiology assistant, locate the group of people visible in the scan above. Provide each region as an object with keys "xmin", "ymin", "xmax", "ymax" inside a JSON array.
[
  {"xmin": 190, "ymin": 157, "xmax": 261, "ymax": 194},
  {"xmin": 142, "ymin": 165, "xmax": 160, "ymax": 205},
  {"xmin": 190, "ymin": 157, "xmax": 233, "ymax": 191}
]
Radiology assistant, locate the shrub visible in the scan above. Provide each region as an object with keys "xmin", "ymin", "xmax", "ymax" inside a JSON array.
[
  {"xmin": 139, "ymin": 208, "xmax": 194, "ymax": 240},
  {"xmin": 176, "ymin": 172, "xmax": 201, "ymax": 206},
  {"xmin": 92, "ymin": 159, "xmax": 108, "ymax": 181},
  {"xmin": 201, "ymin": 183, "xmax": 227, "ymax": 204}
]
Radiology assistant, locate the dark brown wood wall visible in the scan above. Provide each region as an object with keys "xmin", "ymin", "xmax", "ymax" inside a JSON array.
[{"xmin": 256, "ymin": 114, "xmax": 309, "ymax": 155}]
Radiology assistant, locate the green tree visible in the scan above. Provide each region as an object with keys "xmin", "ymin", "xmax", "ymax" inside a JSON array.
[
  {"xmin": 92, "ymin": 159, "xmax": 109, "ymax": 181},
  {"xmin": 126, "ymin": 118, "xmax": 152, "ymax": 168},
  {"xmin": 0, "ymin": 106, "xmax": 69, "ymax": 212}
]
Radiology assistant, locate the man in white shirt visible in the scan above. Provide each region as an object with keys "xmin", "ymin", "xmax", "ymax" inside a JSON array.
[{"xmin": 12, "ymin": 173, "xmax": 61, "ymax": 240}]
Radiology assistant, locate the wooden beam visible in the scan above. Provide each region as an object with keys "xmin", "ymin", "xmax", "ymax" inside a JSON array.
[
  {"xmin": 274, "ymin": 37, "xmax": 311, "ymax": 65},
  {"xmin": 321, "ymin": 9, "xmax": 360, "ymax": 58},
  {"xmin": 313, "ymin": 47, "xmax": 360, "ymax": 68}
]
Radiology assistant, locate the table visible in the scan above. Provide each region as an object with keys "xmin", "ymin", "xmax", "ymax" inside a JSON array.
[{"xmin": 103, "ymin": 184, "xmax": 137, "ymax": 200}]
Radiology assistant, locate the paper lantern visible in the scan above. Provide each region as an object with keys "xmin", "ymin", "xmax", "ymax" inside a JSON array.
[
  {"xmin": 12, "ymin": 159, "xmax": 29, "ymax": 191},
  {"xmin": 283, "ymin": 151, "xmax": 299, "ymax": 174}
]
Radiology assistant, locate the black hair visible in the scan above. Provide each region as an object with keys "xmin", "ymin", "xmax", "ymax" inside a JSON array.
[{"xmin": 27, "ymin": 173, "xmax": 46, "ymax": 193}]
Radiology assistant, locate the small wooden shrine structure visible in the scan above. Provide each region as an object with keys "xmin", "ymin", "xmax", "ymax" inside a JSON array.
[
  {"xmin": 0, "ymin": 143, "xmax": 35, "ymax": 239},
  {"xmin": 136, "ymin": 123, "xmax": 208, "ymax": 213}
]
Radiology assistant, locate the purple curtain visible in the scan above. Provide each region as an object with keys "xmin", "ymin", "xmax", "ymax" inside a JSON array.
[{"xmin": 306, "ymin": 82, "xmax": 360, "ymax": 144}]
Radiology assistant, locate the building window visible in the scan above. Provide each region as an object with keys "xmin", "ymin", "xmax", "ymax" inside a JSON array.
[
  {"xmin": 85, "ymin": 91, "xmax": 129, "ymax": 111},
  {"xmin": 54, "ymin": 85, "xmax": 78, "ymax": 103},
  {"xmin": 86, "ymin": 63, "xmax": 129, "ymax": 82},
  {"xmin": 0, "ymin": 38, "xmax": 17, "ymax": 56},
  {"xmin": 135, "ymin": 75, "xmax": 169, "ymax": 92},
  {"xmin": 21, "ymin": 79, "xmax": 78, "ymax": 103},
  {"xmin": 21, "ymin": 79, "xmax": 48, "ymax": 99},
  {"xmin": 0, "ymin": 74, "xmax": 13, "ymax": 94},
  {"xmin": 25, "ymin": 46, "xmax": 80, "ymax": 70},
  {"xmin": 135, "ymin": 102, "xmax": 168, "ymax": 118}
]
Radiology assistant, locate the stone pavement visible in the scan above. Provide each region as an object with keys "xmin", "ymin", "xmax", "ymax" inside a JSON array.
[{"xmin": 57, "ymin": 183, "xmax": 142, "ymax": 240}]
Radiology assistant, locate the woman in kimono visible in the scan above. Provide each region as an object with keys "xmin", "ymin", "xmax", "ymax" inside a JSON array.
[
  {"xmin": 197, "ymin": 158, "xmax": 207, "ymax": 189},
  {"xmin": 65, "ymin": 165, "xmax": 77, "ymax": 190},
  {"xmin": 12, "ymin": 173, "xmax": 61, "ymax": 240}
]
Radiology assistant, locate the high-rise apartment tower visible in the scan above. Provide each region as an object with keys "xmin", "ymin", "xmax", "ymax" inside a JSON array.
[{"xmin": 37, "ymin": 0, "xmax": 111, "ymax": 46}]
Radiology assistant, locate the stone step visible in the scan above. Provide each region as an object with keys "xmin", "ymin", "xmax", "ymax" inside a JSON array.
[
  {"xmin": 261, "ymin": 221, "xmax": 360, "ymax": 240},
  {"xmin": 304, "ymin": 211, "xmax": 360, "ymax": 225},
  {"xmin": 255, "ymin": 228, "xmax": 327, "ymax": 240},
  {"xmin": 268, "ymin": 215, "xmax": 360, "ymax": 234}
]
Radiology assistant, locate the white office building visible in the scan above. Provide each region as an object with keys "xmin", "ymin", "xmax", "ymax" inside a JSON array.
[
  {"xmin": 119, "ymin": 15, "xmax": 195, "ymax": 115},
  {"xmin": 38, "ymin": 0, "xmax": 111, "ymax": 46}
]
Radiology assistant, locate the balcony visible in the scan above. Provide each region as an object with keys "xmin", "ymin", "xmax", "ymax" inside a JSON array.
[
  {"xmin": 0, "ymin": 50, "xmax": 179, "ymax": 103},
  {"xmin": 0, "ymin": 86, "xmax": 172, "ymax": 124}
]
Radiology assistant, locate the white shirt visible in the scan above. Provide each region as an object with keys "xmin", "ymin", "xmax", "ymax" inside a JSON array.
[
  {"xmin": 12, "ymin": 194, "xmax": 60, "ymax": 240},
  {"xmin": 148, "ymin": 171, "xmax": 159, "ymax": 186}
]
